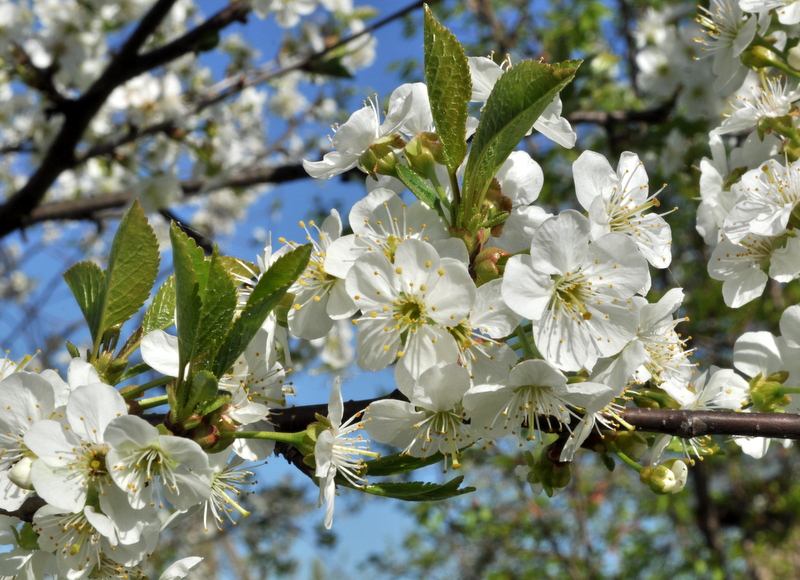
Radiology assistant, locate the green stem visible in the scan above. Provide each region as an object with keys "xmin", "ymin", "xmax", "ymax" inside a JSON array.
[
  {"xmin": 605, "ymin": 440, "xmax": 643, "ymax": 473},
  {"xmin": 221, "ymin": 430, "xmax": 307, "ymax": 447},
  {"xmin": 753, "ymin": 33, "xmax": 789, "ymax": 60},
  {"xmin": 138, "ymin": 394, "xmax": 169, "ymax": 410},
  {"xmin": 515, "ymin": 325, "xmax": 536, "ymax": 360},
  {"xmin": 121, "ymin": 376, "xmax": 173, "ymax": 401}
]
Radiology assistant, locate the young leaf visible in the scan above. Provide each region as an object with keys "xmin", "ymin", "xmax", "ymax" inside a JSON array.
[
  {"xmin": 424, "ymin": 5, "xmax": 470, "ymax": 173},
  {"xmin": 183, "ymin": 370, "xmax": 220, "ymax": 418},
  {"xmin": 362, "ymin": 451, "xmax": 445, "ymax": 477},
  {"xmin": 170, "ymin": 223, "xmax": 203, "ymax": 387},
  {"xmin": 63, "ymin": 261, "xmax": 106, "ymax": 343},
  {"xmin": 191, "ymin": 248, "xmax": 238, "ymax": 371},
  {"xmin": 143, "ymin": 276, "xmax": 176, "ymax": 334},
  {"xmin": 357, "ymin": 476, "xmax": 475, "ymax": 501},
  {"xmin": 395, "ymin": 164, "xmax": 442, "ymax": 211},
  {"xmin": 461, "ymin": 59, "xmax": 581, "ymax": 217},
  {"xmin": 212, "ymin": 243, "xmax": 312, "ymax": 378},
  {"xmin": 99, "ymin": 200, "xmax": 160, "ymax": 334}
]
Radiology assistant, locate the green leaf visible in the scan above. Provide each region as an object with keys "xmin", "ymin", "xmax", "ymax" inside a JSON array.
[
  {"xmin": 191, "ymin": 248, "xmax": 238, "ymax": 372},
  {"xmin": 424, "ymin": 5, "xmax": 470, "ymax": 173},
  {"xmin": 99, "ymin": 200, "xmax": 160, "ymax": 334},
  {"xmin": 358, "ymin": 475, "xmax": 475, "ymax": 501},
  {"xmin": 170, "ymin": 223, "xmax": 203, "ymax": 387},
  {"xmin": 461, "ymin": 59, "xmax": 581, "ymax": 219},
  {"xmin": 63, "ymin": 261, "xmax": 105, "ymax": 343},
  {"xmin": 212, "ymin": 244, "xmax": 312, "ymax": 378},
  {"xmin": 395, "ymin": 165, "xmax": 441, "ymax": 211},
  {"xmin": 184, "ymin": 370, "xmax": 219, "ymax": 417},
  {"xmin": 363, "ymin": 451, "xmax": 445, "ymax": 477},
  {"xmin": 142, "ymin": 276, "xmax": 176, "ymax": 334}
]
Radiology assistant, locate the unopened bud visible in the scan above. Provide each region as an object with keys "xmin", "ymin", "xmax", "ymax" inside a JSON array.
[
  {"xmin": 640, "ymin": 458, "xmax": 688, "ymax": 494},
  {"xmin": 404, "ymin": 132, "xmax": 443, "ymax": 180},
  {"xmin": 474, "ymin": 247, "xmax": 510, "ymax": 285},
  {"xmin": 359, "ymin": 134, "xmax": 405, "ymax": 178},
  {"xmin": 9, "ymin": 457, "xmax": 34, "ymax": 490},
  {"xmin": 192, "ymin": 423, "xmax": 220, "ymax": 449},
  {"xmin": 789, "ymin": 45, "xmax": 800, "ymax": 70},
  {"xmin": 750, "ymin": 370, "xmax": 793, "ymax": 412},
  {"xmin": 741, "ymin": 45, "xmax": 784, "ymax": 70}
]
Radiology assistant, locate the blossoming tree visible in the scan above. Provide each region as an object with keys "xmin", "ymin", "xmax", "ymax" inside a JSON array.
[{"xmin": 2, "ymin": 0, "xmax": 800, "ymax": 577}]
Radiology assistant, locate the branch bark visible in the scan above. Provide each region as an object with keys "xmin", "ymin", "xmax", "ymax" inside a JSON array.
[
  {"xmin": 24, "ymin": 163, "xmax": 311, "ymax": 225},
  {"xmin": 271, "ymin": 391, "xmax": 800, "ymax": 441}
]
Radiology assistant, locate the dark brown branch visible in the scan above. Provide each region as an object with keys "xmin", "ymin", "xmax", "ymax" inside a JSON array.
[
  {"xmin": 0, "ymin": 0, "xmax": 181, "ymax": 239},
  {"xmin": 24, "ymin": 163, "xmax": 311, "ymax": 225},
  {"xmin": 10, "ymin": 42, "xmax": 67, "ymax": 108},
  {"xmin": 0, "ymin": 496, "xmax": 46, "ymax": 523},
  {"xmin": 272, "ymin": 392, "xmax": 800, "ymax": 442},
  {"xmin": 80, "ymin": 0, "xmax": 434, "ymax": 164},
  {"xmin": 617, "ymin": 0, "xmax": 641, "ymax": 98},
  {"xmin": 620, "ymin": 408, "xmax": 800, "ymax": 440},
  {"xmin": 126, "ymin": 1, "xmax": 251, "ymax": 81}
]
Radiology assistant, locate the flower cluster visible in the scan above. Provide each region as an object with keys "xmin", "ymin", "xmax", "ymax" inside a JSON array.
[
  {"xmin": 9, "ymin": 3, "xmax": 800, "ymax": 575},
  {"xmin": 0, "ymin": 357, "xmax": 212, "ymax": 578}
]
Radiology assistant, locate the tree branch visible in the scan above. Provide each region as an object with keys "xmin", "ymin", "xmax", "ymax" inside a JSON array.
[
  {"xmin": 23, "ymin": 163, "xmax": 313, "ymax": 225},
  {"xmin": 0, "ymin": 0, "xmax": 182, "ymax": 239},
  {"xmin": 272, "ymin": 391, "xmax": 800, "ymax": 442},
  {"xmin": 79, "ymin": 0, "xmax": 435, "ymax": 164},
  {"xmin": 126, "ymin": 1, "xmax": 251, "ymax": 81},
  {"xmin": 567, "ymin": 98, "xmax": 675, "ymax": 126},
  {"xmin": 619, "ymin": 409, "xmax": 800, "ymax": 440}
]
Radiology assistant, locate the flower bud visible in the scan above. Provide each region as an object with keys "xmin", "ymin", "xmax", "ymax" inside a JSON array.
[
  {"xmin": 750, "ymin": 370, "xmax": 793, "ymax": 412},
  {"xmin": 789, "ymin": 45, "xmax": 800, "ymax": 70},
  {"xmin": 192, "ymin": 422, "xmax": 220, "ymax": 450},
  {"xmin": 741, "ymin": 45, "xmax": 785, "ymax": 70},
  {"xmin": 482, "ymin": 179, "xmax": 512, "ymax": 237},
  {"xmin": 474, "ymin": 247, "xmax": 510, "ymax": 285},
  {"xmin": 640, "ymin": 458, "xmax": 688, "ymax": 494},
  {"xmin": 9, "ymin": 457, "xmax": 34, "ymax": 490},
  {"xmin": 359, "ymin": 134, "xmax": 405, "ymax": 178},
  {"xmin": 517, "ymin": 444, "xmax": 573, "ymax": 497},
  {"xmin": 404, "ymin": 132, "xmax": 443, "ymax": 180}
]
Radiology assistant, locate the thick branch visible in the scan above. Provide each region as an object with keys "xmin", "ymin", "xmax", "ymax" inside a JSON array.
[
  {"xmin": 0, "ymin": 496, "xmax": 46, "ymax": 523},
  {"xmin": 619, "ymin": 408, "xmax": 800, "ymax": 440},
  {"xmin": 25, "ymin": 163, "xmax": 310, "ymax": 225},
  {"xmin": 126, "ymin": 1, "xmax": 251, "ymax": 81},
  {"xmin": 0, "ymin": 0, "xmax": 181, "ymax": 238},
  {"xmin": 270, "ymin": 389, "xmax": 408, "ymax": 433},
  {"xmin": 272, "ymin": 393, "xmax": 800, "ymax": 441}
]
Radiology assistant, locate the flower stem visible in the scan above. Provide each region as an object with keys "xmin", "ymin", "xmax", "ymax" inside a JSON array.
[
  {"xmin": 515, "ymin": 325, "xmax": 536, "ymax": 360},
  {"xmin": 138, "ymin": 394, "xmax": 169, "ymax": 410},
  {"xmin": 121, "ymin": 376, "xmax": 173, "ymax": 401},
  {"xmin": 221, "ymin": 430, "xmax": 307, "ymax": 447},
  {"xmin": 605, "ymin": 440, "xmax": 643, "ymax": 473}
]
